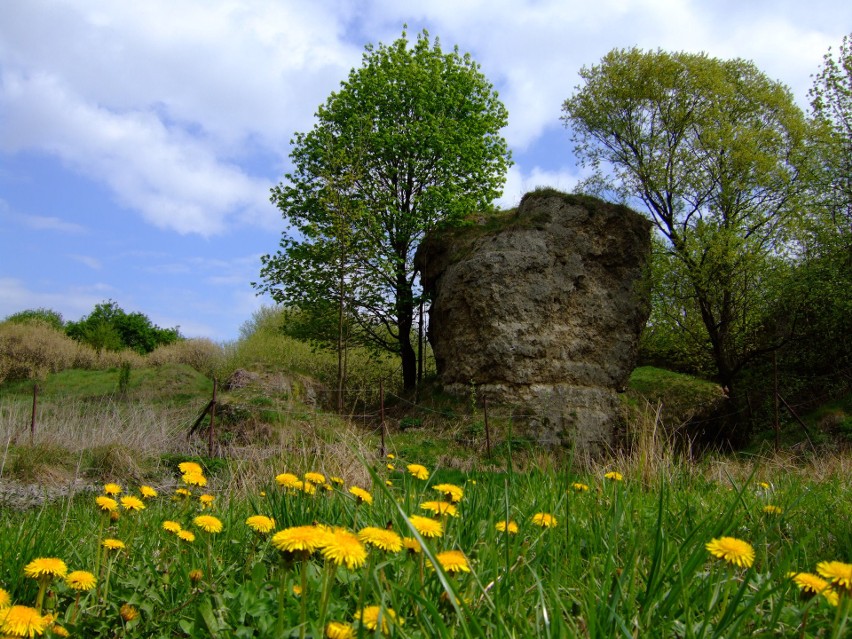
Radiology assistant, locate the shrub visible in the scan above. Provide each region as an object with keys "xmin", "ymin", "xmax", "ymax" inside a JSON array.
[
  {"xmin": 147, "ymin": 338, "xmax": 224, "ymax": 377},
  {"xmin": 0, "ymin": 321, "xmax": 82, "ymax": 383}
]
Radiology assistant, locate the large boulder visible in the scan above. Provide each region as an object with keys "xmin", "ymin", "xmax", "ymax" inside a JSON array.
[{"xmin": 415, "ymin": 190, "xmax": 652, "ymax": 452}]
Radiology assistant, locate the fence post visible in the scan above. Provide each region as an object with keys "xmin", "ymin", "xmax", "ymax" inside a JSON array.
[
  {"xmin": 30, "ymin": 383, "xmax": 38, "ymax": 445},
  {"xmin": 208, "ymin": 377, "xmax": 218, "ymax": 458},
  {"xmin": 380, "ymin": 380, "xmax": 386, "ymax": 458},
  {"xmin": 483, "ymin": 398, "xmax": 491, "ymax": 458}
]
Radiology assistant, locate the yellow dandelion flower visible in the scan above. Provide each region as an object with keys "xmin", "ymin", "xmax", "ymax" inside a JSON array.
[
  {"xmin": 102, "ymin": 539, "xmax": 126, "ymax": 551},
  {"xmin": 51, "ymin": 622, "xmax": 70, "ymax": 637},
  {"xmin": 119, "ymin": 603, "xmax": 138, "ymax": 622},
  {"xmin": 24, "ymin": 557, "xmax": 67, "ymax": 579},
  {"xmin": 325, "ymin": 621, "xmax": 354, "ymax": 639},
  {"xmin": 177, "ymin": 530, "xmax": 195, "ymax": 543},
  {"xmin": 816, "ymin": 560, "xmax": 852, "ymax": 590},
  {"xmin": 402, "ymin": 536, "xmax": 422, "ymax": 553},
  {"xmin": 162, "ymin": 520, "xmax": 182, "ymax": 533},
  {"xmin": 432, "ymin": 483, "xmax": 464, "ymax": 502},
  {"xmin": 386, "ymin": 453, "xmax": 395, "ymax": 459},
  {"xmin": 348, "ymin": 486, "xmax": 373, "ymax": 505},
  {"xmin": 386, "ymin": 464, "xmax": 395, "ymax": 471},
  {"xmin": 292, "ymin": 585, "xmax": 302, "ymax": 596},
  {"xmin": 495, "ymin": 520, "xmax": 518, "ymax": 534},
  {"xmin": 305, "ymin": 472, "xmax": 326, "ymax": 484},
  {"xmin": 428, "ymin": 549, "xmax": 471, "ymax": 574},
  {"xmin": 120, "ymin": 496, "xmax": 145, "ymax": 511},
  {"xmin": 175, "ymin": 488, "xmax": 191, "ymax": 497},
  {"xmin": 193, "ymin": 515, "xmax": 223, "ymax": 534},
  {"xmin": 189, "ymin": 569, "xmax": 204, "ymax": 583},
  {"xmin": 139, "ymin": 485, "xmax": 157, "ymax": 499},
  {"xmin": 706, "ymin": 537, "xmax": 755, "ymax": 569},
  {"xmin": 358, "ymin": 527, "xmax": 403, "ymax": 552},
  {"xmin": 532, "ymin": 513, "xmax": 557, "ymax": 528},
  {"xmin": 271, "ymin": 525, "xmax": 330, "ymax": 554},
  {"xmin": 789, "ymin": 572, "xmax": 839, "ymax": 605},
  {"xmin": 571, "ymin": 482, "xmax": 590, "ymax": 492},
  {"xmin": 0, "ymin": 605, "xmax": 47, "ymax": 637},
  {"xmin": 275, "ymin": 472, "xmax": 300, "ymax": 488},
  {"xmin": 604, "ymin": 471, "xmax": 623, "ymax": 482},
  {"xmin": 182, "ymin": 472, "xmax": 207, "ymax": 487},
  {"xmin": 199, "ymin": 494, "xmax": 215, "ymax": 507},
  {"xmin": 300, "ymin": 481, "xmax": 317, "ymax": 495},
  {"xmin": 409, "ymin": 515, "xmax": 443, "ymax": 538},
  {"xmin": 96, "ymin": 495, "xmax": 118, "ymax": 512},
  {"xmin": 407, "ymin": 464, "xmax": 429, "ymax": 480},
  {"xmin": 355, "ymin": 606, "xmax": 402, "ymax": 634},
  {"xmin": 0, "ymin": 587, "xmax": 10, "ymax": 607},
  {"xmin": 421, "ymin": 501, "xmax": 459, "ymax": 517},
  {"xmin": 246, "ymin": 515, "xmax": 276, "ymax": 533},
  {"xmin": 762, "ymin": 505, "xmax": 783, "ymax": 515},
  {"xmin": 65, "ymin": 570, "xmax": 96, "ymax": 591},
  {"xmin": 322, "ymin": 530, "xmax": 368, "ymax": 570},
  {"xmin": 103, "ymin": 483, "xmax": 122, "ymax": 496},
  {"xmin": 323, "ymin": 483, "xmax": 333, "ymax": 492},
  {"xmin": 758, "ymin": 481, "xmax": 771, "ymax": 490},
  {"xmin": 178, "ymin": 461, "xmax": 203, "ymax": 475},
  {"xmin": 331, "ymin": 476, "xmax": 344, "ymax": 486}
]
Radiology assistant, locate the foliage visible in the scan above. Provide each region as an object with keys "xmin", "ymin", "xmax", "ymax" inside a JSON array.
[
  {"xmin": 3, "ymin": 308, "xmax": 64, "ymax": 331},
  {"xmin": 563, "ymin": 48, "xmax": 811, "ymax": 442},
  {"xmin": 147, "ymin": 338, "xmax": 224, "ymax": 378},
  {"xmin": 65, "ymin": 300, "xmax": 181, "ymax": 355},
  {"xmin": 257, "ymin": 29, "xmax": 511, "ymax": 390}
]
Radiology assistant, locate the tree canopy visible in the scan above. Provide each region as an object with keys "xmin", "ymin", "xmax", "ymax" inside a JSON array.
[
  {"xmin": 256, "ymin": 29, "xmax": 511, "ymax": 390},
  {"xmin": 65, "ymin": 300, "xmax": 180, "ymax": 354},
  {"xmin": 562, "ymin": 48, "xmax": 811, "ymax": 442}
]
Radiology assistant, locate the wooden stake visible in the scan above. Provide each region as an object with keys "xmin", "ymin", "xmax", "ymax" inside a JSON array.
[
  {"xmin": 208, "ymin": 377, "xmax": 218, "ymax": 458},
  {"xmin": 30, "ymin": 383, "xmax": 38, "ymax": 445}
]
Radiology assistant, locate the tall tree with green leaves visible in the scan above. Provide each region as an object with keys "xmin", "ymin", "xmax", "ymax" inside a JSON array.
[
  {"xmin": 257, "ymin": 29, "xmax": 511, "ymax": 390},
  {"xmin": 562, "ymin": 48, "xmax": 810, "ymax": 442}
]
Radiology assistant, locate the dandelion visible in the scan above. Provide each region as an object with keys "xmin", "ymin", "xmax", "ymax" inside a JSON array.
[
  {"xmin": 162, "ymin": 520, "xmax": 182, "ymax": 533},
  {"xmin": 331, "ymin": 476, "xmax": 344, "ymax": 486},
  {"xmin": 24, "ymin": 558, "xmax": 67, "ymax": 580},
  {"xmin": 386, "ymin": 453, "xmax": 395, "ymax": 460},
  {"xmin": 706, "ymin": 537, "xmax": 755, "ymax": 569},
  {"xmin": 120, "ymin": 496, "xmax": 145, "ymax": 511},
  {"xmin": 387, "ymin": 464, "xmax": 395, "ymax": 470},
  {"xmin": 0, "ymin": 605, "xmax": 47, "ymax": 637},
  {"xmin": 272, "ymin": 526, "xmax": 331, "ymax": 554},
  {"xmin": 816, "ymin": 560, "xmax": 852, "ymax": 591},
  {"xmin": 402, "ymin": 537, "xmax": 422, "ymax": 554},
  {"xmin": 385, "ymin": 480, "xmax": 393, "ymax": 486},
  {"xmin": 102, "ymin": 539, "xmax": 126, "ymax": 551},
  {"xmin": 199, "ymin": 494, "xmax": 215, "ymax": 508},
  {"xmin": 348, "ymin": 486, "xmax": 373, "ymax": 505},
  {"xmin": 51, "ymin": 622, "xmax": 70, "ymax": 637},
  {"xmin": 305, "ymin": 472, "xmax": 326, "ymax": 484},
  {"xmin": 355, "ymin": 606, "xmax": 402, "ymax": 634},
  {"xmin": 300, "ymin": 481, "xmax": 317, "ymax": 495},
  {"xmin": 428, "ymin": 550, "xmax": 471, "ymax": 574},
  {"xmin": 177, "ymin": 530, "xmax": 196, "ymax": 543},
  {"xmin": 322, "ymin": 530, "xmax": 368, "ymax": 570},
  {"xmin": 246, "ymin": 515, "xmax": 276, "ymax": 533},
  {"xmin": 495, "ymin": 520, "xmax": 518, "ymax": 534},
  {"xmin": 139, "ymin": 485, "xmax": 157, "ymax": 499},
  {"xmin": 407, "ymin": 464, "xmax": 429, "ymax": 480},
  {"xmin": 789, "ymin": 572, "xmax": 840, "ymax": 606},
  {"xmin": 65, "ymin": 571, "xmax": 96, "ymax": 591},
  {"xmin": 178, "ymin": 461, "xmax": 203, "ymax": 475},
  {"xmin": 571, "ymin": 482, "xmax": 590, "ymax": 492},
  {"xmin": 0, "ymin": 587, "xmax": 10, "ymax": 607},
  {"xmin": 103, "ymin": 483, "xmax": 122, "ymax": 496},
  {"xmin": 325, "ymin": 621, "xmax": 354, "ymax": 638},
  {"xmin": 532, "ymin": 513, "xmax": 557, "ymax": 528},
  {"xmin": 182, "ymin": 472, "xmax": 207, "ymax": 487},
  {"xmin": 189, "ymin": 569, "xmax": 204, "ymax": 583},
  {"xmin": 175, "ymin": 488, "xmax": 191, "ymax": 498},
  {"xmin": 120, "ymin": 603, "xmax": 139, "ymax": 622},
  {"xmin": 420, "ymin": 501, "xmax": 459, "ymax": 517},
  {"xmin": 758, "ymin": 481, "xmax": 771, "ymax": 490},
  {"xmin": 762, "ymin": 505, "xmax": 783, "ymax": 515},
  {"xmin": 194, "ymin": 515, "xmax": 223, "ymax": 534},
  {"xmin": 432, "ymin": 483, "xmax": 464, "ymax": 502},
  {"xmin": 96, "ymin": 496, "xmax": 118, "ymax": 512},
  {"xmin": 358, "ymin": 527, "xmax": 403, "ymax": 553},
  {"xmin": 409, "ymin": 515, "xmax": 443, "ymax": 538},
  {"xmin": 604, "ymin": 471, "xmax": 623, "ymax": 482},
  {"xmin": 275, "ymin": 473, "xmax": 300, "ymax": 488}
]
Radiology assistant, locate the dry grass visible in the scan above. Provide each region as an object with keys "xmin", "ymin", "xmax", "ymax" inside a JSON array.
[{"xmin": 147, "ymin": 338, "xmax": 224, "ymax": 377}]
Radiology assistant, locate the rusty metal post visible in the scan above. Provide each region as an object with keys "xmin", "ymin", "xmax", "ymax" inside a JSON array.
[
  {"xmin": 30, "ymin": 383, "xmax": 38, "ymax": 445},
  {"xmin": 380, "ymin": 380, "xmax": 386, "ymax": 458},
  {"xmin": 208, "ymin": 377, "xmax": 218, "ymax": 458},
  {"xmin": 483, "ymin": 397, "xmax": 491, "ymax": 458}
]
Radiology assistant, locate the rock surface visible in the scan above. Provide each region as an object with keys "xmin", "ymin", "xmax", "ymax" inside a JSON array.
[{"xmin": 415, "ymin": 190, "xmax": 652, "ymax": 452}]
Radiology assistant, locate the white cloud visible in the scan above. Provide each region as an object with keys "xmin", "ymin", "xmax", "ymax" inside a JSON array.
[
  {"xmin": 68, "ymin": 254, "xmax": 102, "ymax": 270},
  {"xmin": 0, "ymin": 277, "xmax": 111, "ymax": 321},
  {"xmin": 497, "ymin": 164, "xmax": 586, "ymax": 209}
]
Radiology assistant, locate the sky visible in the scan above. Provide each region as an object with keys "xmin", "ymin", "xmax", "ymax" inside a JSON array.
[{"xmin": 1, "ymin": 1, "xmax": 849, "ymax": 342}]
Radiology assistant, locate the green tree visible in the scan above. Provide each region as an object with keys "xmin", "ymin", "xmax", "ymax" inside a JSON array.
[
  {"xmin": 562, "ymin": 48, "xmax": 810, "ymax": 442},
  {"xmin": 257, "ymin": 29, "xmax": 511, "ymax": 390},
  {"xmin": 3, "ymin": 308, "xmax": 64, "ymax": 331},
  {"xmin": 65, "ymin": 300, "xmax": 180, "ymax": 354}
]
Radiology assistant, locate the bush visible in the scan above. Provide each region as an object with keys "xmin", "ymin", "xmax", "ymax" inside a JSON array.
[
  {"xmin": 0, "ymin": 321, "xmax": 82, "ymax": 383},
  {"xmin": 147, "ymin": 338, "xmax": 224, "ymax": 377}
]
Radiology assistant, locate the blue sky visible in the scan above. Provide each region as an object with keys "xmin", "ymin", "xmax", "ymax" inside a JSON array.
[{"xmin": 1, "ymin": 1, "xmax": 849, "ymax": 341}]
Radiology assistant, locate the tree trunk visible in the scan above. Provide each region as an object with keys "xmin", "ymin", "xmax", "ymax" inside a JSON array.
[{"xmin": 396, "ymin": 266, "xmax": 417, "ymax": 391}]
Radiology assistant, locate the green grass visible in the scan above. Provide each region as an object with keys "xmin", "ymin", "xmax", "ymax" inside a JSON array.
[{"xmin": 1, "ymin": 452, "xmax": 849, "ymax": 638}]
